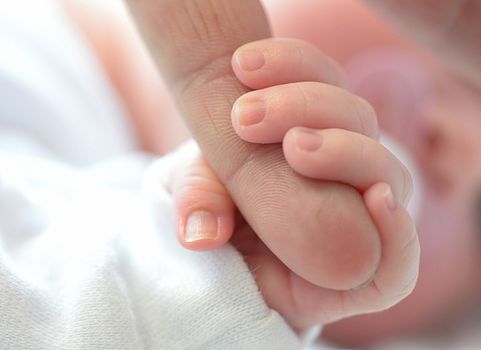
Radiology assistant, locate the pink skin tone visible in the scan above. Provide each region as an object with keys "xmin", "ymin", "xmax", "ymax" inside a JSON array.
[
  {"xmin": 259, "ymin": 1, "xmax": 481, "ymax": 347},
  {"xmin": 325, "ymin": 69, "xmax": 481, "ymax": 346},
  {"xmin": 64, "ymin": 0, "xmax": 481, "ymax": 346},
  {"xmin": 63, "ymin": 0, "xmax": 419, "ymax": 332},
  {"xmin": 174, "ymin": 0, "xmax": 481, "ymax": 346},
  {"xmin": 127, "ymin": 0, "xmax": 399, "ymax": 309},
  {"xmin": 172, "ymin": 38, "xmax": 419, "ymax": 331}
]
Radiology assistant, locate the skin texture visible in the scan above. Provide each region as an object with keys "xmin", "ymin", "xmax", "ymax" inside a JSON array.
[
  {"xmin": 66, "ymin": 0, "xmax": 481, "ymax": 345},
  {"xmin": 126, "ymin": 0, "xmax": 382, "ymax": 292},
  {"xmin": 325, "ymin": 70, "xmax": 481, "ymax": 347},
  {"xmin": 166, "ymin": 36, "xmax": 419, "ymax": 330},
  {"xmin": 61, "ymin": 0, "xmax": 424, "ymax": 342},
  {"xmin": 258, "ymin": 0, "xmax": 481, "ymax": 346},
  {"xmin": 167, "ymin": 0, "xmax": 481, "ymax": 346}
]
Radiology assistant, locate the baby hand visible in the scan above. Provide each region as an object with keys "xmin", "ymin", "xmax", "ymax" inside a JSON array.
[{"xmin": 169, "ymin": 38, "xmax": 419, "ymax": 331}]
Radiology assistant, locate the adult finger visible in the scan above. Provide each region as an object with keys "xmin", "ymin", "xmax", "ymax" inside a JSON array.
[
  {"xmin": 127, "ymin": 0, "xmax": 381, "ymax": 291},
  {"xmin": 172, "ymin": 154, "xmax": 236, "ymax": 251}
]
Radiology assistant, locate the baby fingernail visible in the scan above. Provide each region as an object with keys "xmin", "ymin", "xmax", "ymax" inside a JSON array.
[
  {"xmin": 184, "ymin": 211, "xmax": 219, "ymax": 242},
  {"xmin": 295, "ymin": 129, "xmax": 323, "ymax": 152},
  {"xmin": 352, "ymin": 275, "xmax": 375, "ymax": 290},
  {"xmin": 385, "ymin": 185, "xmax": 397, "ymax": 211},
  {"xmin": 235, "ymin": 50, "xmax": 266, "ymax": 72},
  {"xmin": 233, "ymin": 98, "xmax": 265, "ymax": 127}
]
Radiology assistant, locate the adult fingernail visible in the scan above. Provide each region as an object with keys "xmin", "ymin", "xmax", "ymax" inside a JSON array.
[
  {"xmin": 235, "ymin": 50, "xmax": 265, "ymax": 72},
  {"xmin": 385, "ymin": 185, "xmax": 397, "ymax": 211},
  {"xmin": 295, "ymin": 128, "xmax": 323, "ymax": 152},
  {"xmin": 184, "ymin": 211, "xmax": 219, "ymax": 242},
  {"xmin": 233, "ymin": 98, "xmax": 265, "ymax": 127}
]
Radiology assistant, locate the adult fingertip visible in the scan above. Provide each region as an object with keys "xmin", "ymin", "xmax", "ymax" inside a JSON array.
[
  {"xmin": 184, "ymin": 210, "xmax": 220, "ymax": 242},
  {"xmin": 178, "ymin": 210, "xmax": 234, "ymax": 251}
]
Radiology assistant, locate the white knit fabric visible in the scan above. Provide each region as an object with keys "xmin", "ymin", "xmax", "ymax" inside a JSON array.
[
  {"xmin": 0, "ymin": 1, "xmax": 302, "ymax": 349},
  {"xmin": 0, "ymin": 146, "xmax": 301, "ymax": 350}
]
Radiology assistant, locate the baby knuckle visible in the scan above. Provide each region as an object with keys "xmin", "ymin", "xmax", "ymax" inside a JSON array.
[{"xmin": 354, "ymin": 96, "xmax": 378, "ymax": 138}]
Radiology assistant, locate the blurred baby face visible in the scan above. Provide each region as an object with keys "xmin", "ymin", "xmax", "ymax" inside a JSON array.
[
  {"xmin": 262, "ymin": 0, "xmax": 481, "ymax": 345},
  {"xmin": 329, "ymin": 48, "xmax": 481, "ymax": 346}
]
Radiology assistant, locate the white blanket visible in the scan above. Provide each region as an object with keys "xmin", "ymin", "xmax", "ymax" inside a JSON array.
[{"xmin": 0, "ymin": 1, "xmax": 301, "ymax": 348}]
